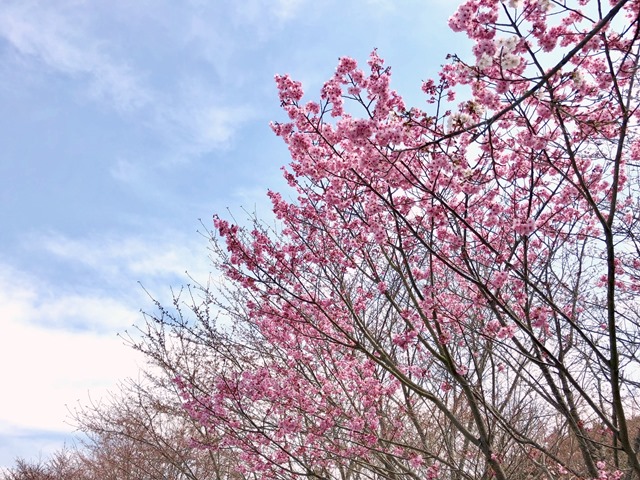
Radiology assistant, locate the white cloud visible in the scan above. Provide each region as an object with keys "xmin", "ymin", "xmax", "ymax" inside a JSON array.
[
  {"xmin": 0, "ymin": 265, "xmax": 143, "ymax": 436},
  {"xmin": 0, "ymin": 1, "xmax": 151, "ymax": 113},
  {"xmin": 0, "ymin": 229, "xmax": 214, "ymax": 457},
  {"xmin": 182, "ymin": 103, "xmax": 254, "ymax": 152}
]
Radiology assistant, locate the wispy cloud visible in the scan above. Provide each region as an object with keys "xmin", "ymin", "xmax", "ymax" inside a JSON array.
[
  {"xmin": 0, "ymin": 0, "xmax": 256, "ymax": 170},
  {"xmin": 0, "ymin": 1, "xmax": 151, "ymax": 113},
  {"xmin": 37, "ymin": 230, "xmax": 212, "ymax": 286},
  {"xmin": 232, "ymin": 0, "xmax": 305, "ymax": 24},
  {"xmin": 154, "ymin": 77, "xmax": 257, "ymax": 160}
]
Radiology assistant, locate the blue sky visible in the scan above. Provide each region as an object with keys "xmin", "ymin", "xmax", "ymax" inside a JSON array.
[{"xmin": 0, "ymin": 0, "xmax": 464, "ymax": 467}]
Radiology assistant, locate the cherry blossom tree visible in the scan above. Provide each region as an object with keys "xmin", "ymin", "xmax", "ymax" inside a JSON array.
[
  {"xmin": 2, "ymin": 372, "xmax": 242, "ymax": 480},
  {"xmin": 2, "ymin": 449, "xmax": 87, "ymax": 480},
  {"xmin": 70, "ymin": 375, "xmax": 232, "ymax": 480},
  {"xmin": 144, "ymin": 0, "xmax": 640, "ymax": 479}
]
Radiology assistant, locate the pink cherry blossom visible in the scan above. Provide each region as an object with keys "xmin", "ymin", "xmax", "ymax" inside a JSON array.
[{"xmin": 163, "ymin": 1, "xmax": 640, "ymax": 479}]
